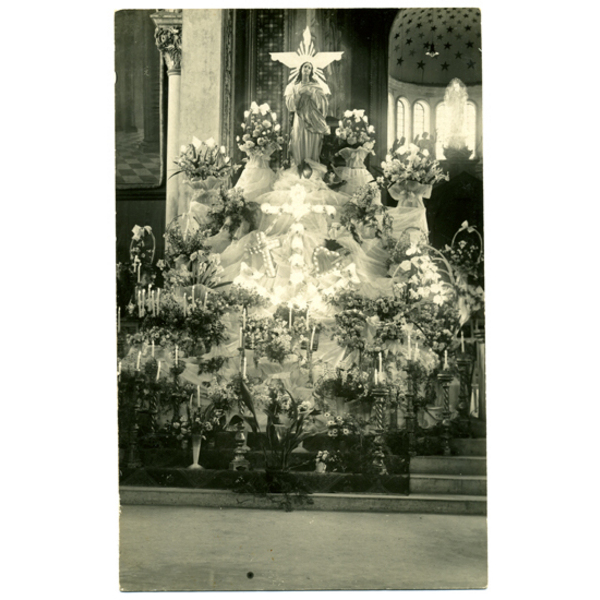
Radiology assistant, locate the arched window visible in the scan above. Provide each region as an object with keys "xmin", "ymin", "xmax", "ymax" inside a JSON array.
[
  {"xmin": 396, "ymin": 98, "xmax": 406, "ymax": 142},
  {"xmin": 413, "ymin": 101, "xmax": 425, "ymax": 140},
  {"xmin": 435, "ymin": 102, "xmax": 447, "ymax": 158}
]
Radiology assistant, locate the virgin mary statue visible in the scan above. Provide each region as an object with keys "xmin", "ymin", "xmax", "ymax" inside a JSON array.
[
  {"xmin": 271, "ymin": 27, "xmax": 343, "ymax": 166},
  {"xmin": 285, "ymin": 61, "xmax": 330, "ymax": 165}
]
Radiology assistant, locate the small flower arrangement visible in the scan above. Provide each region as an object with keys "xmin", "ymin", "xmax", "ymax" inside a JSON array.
[
  {"xmin": 339, "ymin": 183, "xmax": 392, "ymax": 244},
  {"xmin": 315, "ymin": 450, "xmax": 341, "ymax": 470},
  {"xmin": 379, "ymin": 140, "xmax": 449, "ymax": 188},
  {"xmin": 324, "ymin": 413, "xmax": 363, "ymax": 438},
  {"xmin": 172, "ymin": 137, "xmax": 238, "ymax": 182},
  {"xmin": 237, "ymin": 102, "xmax": 285, "ymax": 156},
  {"xmin": 188, "ymin": 405, "xmax": 221, "ymax": 437},
  {"xmin": 205, "ymin": 187, "xmax": 259, "ymax": 239},
  {"xmin": 335, "ymin": 109, "xmax": 376, "ymax": 153}
]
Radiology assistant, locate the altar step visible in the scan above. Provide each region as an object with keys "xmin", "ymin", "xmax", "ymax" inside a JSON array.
[
  {"xmin": 120, "ymin": 486, "xmax": 487, "ymax": 515},
  {"xmin": 409, "ymin": 441, "xmax": 487, "ymax": 514}
]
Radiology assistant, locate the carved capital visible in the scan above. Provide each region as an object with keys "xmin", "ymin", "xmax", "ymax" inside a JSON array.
[{"xmin": 151, "ymin": 10, "xmax": 183, "ymax": 76}]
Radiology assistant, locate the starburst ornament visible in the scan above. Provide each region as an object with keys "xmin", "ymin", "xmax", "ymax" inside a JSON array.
[{"xmin": 270, "ymin": 26, "xmax": 344, "ymax": 95}]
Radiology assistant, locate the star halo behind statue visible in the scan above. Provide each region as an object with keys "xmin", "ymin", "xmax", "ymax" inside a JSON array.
[{"xmin": 270, "ymin": 26, "xmax": 344, "ymax": 96}]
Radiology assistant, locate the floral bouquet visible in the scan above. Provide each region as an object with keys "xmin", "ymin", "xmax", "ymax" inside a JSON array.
[
  {"xmin": 339, "ymin": 182, "xmax": 391, "ymax": 244},
  {"xmin": 324, "ymin": 413, "xmax": 364, "ymax": 438},
  {"xmin": 171, "ymin": 136, "xmax": 238, "ymax": 183},
  {"xmin": 378, "ymin": 140, "xmax": 448, "ymax": 202},
  {"xmin": 314, "ymin": 449, "xmax": 341, "ymax": 472},
  {"xmin": 237, "ymin": 102, "xmax": 285, "ymax": 157},
  {"xmin": 188, "ymin": 405, "xmax": 221, "ymax": 438},
  {"xmin": 335, "ymin": 109, "xmax": 376, "ymax": 153}
]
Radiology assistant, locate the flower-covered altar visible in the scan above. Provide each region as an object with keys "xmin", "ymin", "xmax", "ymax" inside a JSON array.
[{"xmin": 117, "ymin": 26, "xmax": 485, "ymax": 502}]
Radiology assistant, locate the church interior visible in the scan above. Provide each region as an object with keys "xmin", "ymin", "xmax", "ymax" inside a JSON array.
[{"xmin": 115, "ymin": 8, "xmax": 488, "ymax": 590}]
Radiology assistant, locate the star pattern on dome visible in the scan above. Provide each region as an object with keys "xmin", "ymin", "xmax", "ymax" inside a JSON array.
[{"xmin": 389, "ymin": 7, "xmax": 481, "ymax": 85}]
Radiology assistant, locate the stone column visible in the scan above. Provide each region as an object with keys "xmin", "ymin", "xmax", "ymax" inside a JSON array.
[{"xmin": 151, "ymin": 10, "xmax": 182, "ymax": 228}]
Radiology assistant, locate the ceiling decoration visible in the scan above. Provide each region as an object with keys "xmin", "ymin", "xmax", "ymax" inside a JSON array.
[{"xmin": 389, "ymin": 8, "xmax": 481, "ymax": 87}]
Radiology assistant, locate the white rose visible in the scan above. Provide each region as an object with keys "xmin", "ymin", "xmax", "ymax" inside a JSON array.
[
  {"xmin": 250, "ymin": 101, "xmax": 259, "ymax": 113},
  {"xmin": 220, "ymin": 146, "xmax": 227, "ymax": 154},
  {"xmin": 274, "ymin": 123, "xmax": 281, "ymax": 132},
  {"xmin": 272, "ymin": 112, "xmax": 277, "ymax": 121},
  {"xmin": 244, "ymin": 110, "xmax": 250, "ymax": 118},
  {"xmin": 367, "ymin": 125, "xmax": 375, "ymax": 133},
  {"xmin": 363, "ymin": 116, "xmax": 368, "ymax": 122},
  {"xmin": 259, "ymin": 103, "xmax": 270, "ymax": 115},
  {"xmin": 344, "ymin": 110, "xmax": 352, "ymax": 118}
]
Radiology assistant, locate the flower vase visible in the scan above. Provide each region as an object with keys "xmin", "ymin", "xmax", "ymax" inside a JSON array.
[
  {"xmin": 315, "ymin": 462, "xmax": 327, "ymax": 473},
  {"xmin": 388, "ymin": 180, "xmax": 432, "ymax": 207},
  {"xmin": 188, "ymin": 434, "xmax": 203, "ymax": 469},
  {"xmin": 334, "ymin": 146, "xmax": 374, "ymax": 197},
  {"xmin": 235, "ymin": 149, "xmax": 276, "ymax": 202}
]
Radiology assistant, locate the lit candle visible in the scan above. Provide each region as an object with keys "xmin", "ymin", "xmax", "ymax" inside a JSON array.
[
  {"xmin": 136, "ymin": 351, "xmax": 141, "ymax": 371},
  {"xmin": 175, "ymin": 346, "xmax": 179, "ymax": 366},
  {"xmin": 444, "ymin": 350, "xmax": 448, "ymax": 370},
  {"xmin": 156, "ymin": 361, "xmax": 161, "ymax": 381},
  {"xmin": 152, "ymin": 340, "xmax": 155, "ymax": 357},
  {"xmin": 460, "ymin": 331, "xmax": 465, "ymax": 352},
  {"xmin": 118, "ymin": 307, "xmax": 121, "ymax": 333},
  {"xmin": 289, "ymin": 307, "xmax": 293, "ymax": 328},
  {"xmin": 310, "ymin": 326, "xmax": 316, "ymax": 352},
  {"xmin": 379, "ymin": 352, "xmax": 383, "ymax": 373}
]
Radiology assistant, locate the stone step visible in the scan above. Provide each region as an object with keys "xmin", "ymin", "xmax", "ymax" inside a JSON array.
[
  {"xmin": 120, "ymin": 486, "xmax": 486, "ymax": 516},
  {"xmin": 410, "ymin": 456, "xmax": 487, "ymax": 476},
  {"xmin": 410, "ymin": 474, "xmax": 487, "ymax": 496},
  {"xmin": 450, "ymin": 438, "xmax": 486, "ymax": 457}
]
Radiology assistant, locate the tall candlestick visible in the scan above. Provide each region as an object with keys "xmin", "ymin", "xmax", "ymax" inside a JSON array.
[
  {"xmin": 460, "ymin": 331, "xmax": 465, "ymax": 352},
  {"xmin": 156, "ymin": 361, "xmax": 161, "ymax": 381},
  {"xmin": 136, "ymin": 351, "xmax": 141, "ymax": 371},
  {"xmin": 444, "ymin": 350, "xmax": 448, "ymax": 370}
]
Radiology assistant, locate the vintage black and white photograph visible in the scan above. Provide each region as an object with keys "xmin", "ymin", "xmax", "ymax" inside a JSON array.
[{"xmin": 115, "ymin": 6, "xmax": 487, "ymax": 591}]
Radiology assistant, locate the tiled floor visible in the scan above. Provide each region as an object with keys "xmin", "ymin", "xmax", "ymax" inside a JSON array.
[
  {"xmin": 116, "ymin": 130, "xmax": 161, "ymax": 187},
  {"xmin": 120, "ymin": 505, "xmax": 487, "ymax": 591}
]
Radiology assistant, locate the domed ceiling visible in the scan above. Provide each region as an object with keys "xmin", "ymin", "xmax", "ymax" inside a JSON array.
[{"xmin": 388, "ymin": 7, "xmax": 481, "ymax": 86}]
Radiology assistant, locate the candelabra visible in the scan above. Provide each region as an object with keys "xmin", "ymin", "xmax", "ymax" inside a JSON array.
[
  {"xmin": 371, "ymin": 385, "xmax": 389, "ymax": 475},
  {"xmin": 437, "ymin": 369, "xmax": 454, "ymax": 457},
  {"xmin": 229, "ymin": 421, "xmax": 251, "ymax": 471},
  {"xmin": 456, "ymin": 352, "xmax": 473, "ymax": 433},
  {"xmin": 405, "ymin": 363, "xmax": 418, "ymax": 457}
]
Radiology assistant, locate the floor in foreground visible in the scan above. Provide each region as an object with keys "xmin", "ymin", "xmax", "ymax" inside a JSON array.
[{"xmin": 120, "ymin": 505, "xmax": 487, "ymax": 591}]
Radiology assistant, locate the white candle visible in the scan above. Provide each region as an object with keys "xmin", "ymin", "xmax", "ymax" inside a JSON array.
[
  {"xmin": 137, "ymin": 263, "xmax": 141, "ymax": 283},
  {"xmin": 374, "ymin": 370, "xmax": 378, "ymax": 386},
  {"xmin": 137, "ymin": 291, "xmax": 141, "ymax": 317},
  {"xmin": 118, "ymin": 361, "xmax": 122, "ymax": 377},
  {"xmin": 189, "ymin": 393, "xmax": 193, "ymax": 409},
  {"xmin": 310, "ymin": 326, "xmax": 316, "ymax": 352},
  {"xmin": 118, "ymin": 307, "xmax": 121, "ymax": 333},
  {"xmin": 175, "ymin": 346, "xmax": 179, "ymax": 366},
  {"xmin": 152, "ymin": 341, "xmax": 155, "ymax": 357},
  {"xmin": 141, "ymin": 290, "xmax": 146, "ymax": 317},
  {"xmin": 243, "ymin": 308, "xmax": 247, "ymax": 330},
  {"xmin": 444, "ymin": 350, "xmax": 448, "ymax": 370},
  {"xmin": 197, "ymin": 385, "xmax": 201, "ymax": 407},
  {"xmin": 379, "ymin": 352, "xmax": 383, "ymax": 373},
  {"xmin": 156, "ymin": 361, "xmax": 161, "ymax": 381},
  {"xmin": 460, "ymin": 331, "xmax": 465, "ymax": 352},
  {"xmin": 204, "ymin": 288, "xmax": 208, "ymax": 308},
  {"xmin": 136, "ymin": 351, "xmax": 141, "ymax": 371},
  {"xmin": 239, "ymin": 327, "xmax": 243, "ymax": 348},
  {"xmin": 157, "ymin": 289, "xmax": 161, "ymax": 315},
  {"xmin": 242, "ymin": 356, "xmax": 247, "ymax": 378}
]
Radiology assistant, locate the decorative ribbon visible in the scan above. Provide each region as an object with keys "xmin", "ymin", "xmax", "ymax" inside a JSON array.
[{"xmin": 247, "ymin": 231, "xmax": 281, "ymax": 278}]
